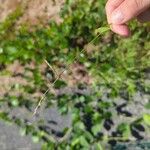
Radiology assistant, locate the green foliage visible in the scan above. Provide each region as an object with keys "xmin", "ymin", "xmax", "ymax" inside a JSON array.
[
  {"xmin": 0, "ymin": 0, "xmax": 149, "ymax": 150},
  {"xmin": 0, "ymin": 6, "xmax": 23, "ymax": 37},
  {"xmin": 143, "ymin": 114, "xmax": 150, "ymax": 126},
  {"xmin": 95, "ymin": 26, "xmax": 110, "ymax": 35}
]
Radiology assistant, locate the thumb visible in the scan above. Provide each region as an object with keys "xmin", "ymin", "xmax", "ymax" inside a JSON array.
[{"xmin": 110, "ymin": 0, "xmax": 150, "ymax": 24}]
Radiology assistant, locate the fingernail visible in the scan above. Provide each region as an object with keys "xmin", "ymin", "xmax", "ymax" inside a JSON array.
[{"xmin": 111, "ymin": 10, "xmax": 124, "ymax": 24}]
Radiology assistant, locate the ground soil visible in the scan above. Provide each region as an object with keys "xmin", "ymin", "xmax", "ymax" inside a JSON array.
[{"xmin": 0, "ymin": 0, "xmax": 64, "ymax": 25}]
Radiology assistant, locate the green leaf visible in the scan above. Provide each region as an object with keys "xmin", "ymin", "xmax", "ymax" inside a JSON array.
[
  {"xmin": 143, "ymin": 114, "xmax": 150, "ymax": 126},
  {"xmin": 117, "ymin": 123, "xmax": 131, "ymax": 138},
  {"xmin": 95, "ymin": 143, "xmax": 103, "ymax": 150},
  {"xmin": 32, "ymin": 135, "xmax": 39, "ymax": 143},
  {"xmin": 80, "ymin": 136, "xmax": 89, "ymax": 147},
  {"xmin": 0, "ymin": 47, "xmax": 3, "ymax": 54},
  {"xmin": 54, "ymin": 80, "xmax": 67, "ymax": 89},
  {"xmin": 11, "ymin": 98, "xmax": 19, "ymax": 107},
  {"xmin": 0, "ymin": 112, "xmax": 11, "ymax": 122},
  {"xmin": 92, "ymin": 124, "xmax": 101, "ymax": 136},
  {"xmin": 95, "ymin": 26, "xmax": 110, "ymax": 35},
  {"xmin": 75, "ymin": 121, "xmax": 85, "ymax": 130},
  {"xmin": 72, "ymin": 138, "xmax": 80, "ymax": 146},
  {"xmin": 145, "ymin": 103, "xmax": 150, "ymax": 109},
  {"xmin": 20, "ymin": 128, "xmax": 26, "ymax": 136}
]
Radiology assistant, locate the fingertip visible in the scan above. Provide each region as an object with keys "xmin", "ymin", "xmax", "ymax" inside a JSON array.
[
  {"xmin": 105, "ymin": 0, "xmax": 125, "ymax": 24},
  {"xmin": 110, "ymin": 24, "xmax": 131, "ymax": 37}
]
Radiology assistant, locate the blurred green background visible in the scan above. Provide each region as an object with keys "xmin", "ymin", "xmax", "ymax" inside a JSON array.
[{"xmin": 0, "ymin": 0, "xmax": 150, "ymax": 149}]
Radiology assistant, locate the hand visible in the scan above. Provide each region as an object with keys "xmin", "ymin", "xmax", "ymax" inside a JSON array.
[{"xmin": 105, "ymin": 0, "xmax": 150, "ymax": 37}]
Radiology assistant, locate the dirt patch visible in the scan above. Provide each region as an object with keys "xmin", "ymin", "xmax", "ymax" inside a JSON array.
[
  {"xmin": 61, "ymin": 62, "xmax": 93, "ymax": 86},
  {"xmin": 0, "ymin": 60, "xmax": 93, "ymax": 98},
  {"xmin": 0, "ymin": 61, "xmax": 31, "ymax": 97},
  {"xmin": 0, "ymin": 0, "xmax": 21, "ymax": 21},
  {"xmin": 0, "ymin": 0, "xmax": 64, "ymax": 25},
  {"xmin": 18, "ymin": 0, "xmax": 64, "ymax": 25}
]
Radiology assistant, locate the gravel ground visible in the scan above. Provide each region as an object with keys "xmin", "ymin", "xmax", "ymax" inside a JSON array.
[
  {"xmin": 0, "ymin": 121, "xmax": 40, "ymax": 150},
  {"xmin": 0, "ymin": 87, "xmax": 149, "ymax": 150},
  {"xmin": 0, "ymin": 105, "xmax": 72, "ymax": 149}
]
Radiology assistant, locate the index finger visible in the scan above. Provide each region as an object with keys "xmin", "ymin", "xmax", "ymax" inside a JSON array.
[{"xmin": 105, "ymin": 0, "xmax": 125, "ymax": 23}]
